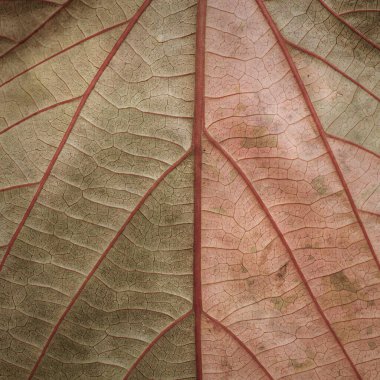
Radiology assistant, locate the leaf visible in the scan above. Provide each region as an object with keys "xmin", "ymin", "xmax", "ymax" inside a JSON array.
[
  {"xmin": 0, "ymin": 0, "xmax": 379, "ymax": 379},
  {"xmin": 318, "ymin": 0, "xmax": 380, "ymax": 46}
]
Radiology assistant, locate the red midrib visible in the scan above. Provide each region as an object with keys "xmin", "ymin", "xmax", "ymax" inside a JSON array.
[{"xmin": 193, "ymin": 0, "xmax": 207, "ymax": 379}]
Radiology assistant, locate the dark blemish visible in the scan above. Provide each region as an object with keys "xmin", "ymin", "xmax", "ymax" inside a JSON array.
[
  {"xmin": 311, "ymin": 175, "xmax": 328, "ymax": 196},
  {"xmin": 368, "ymin": 341, "xmax": 377, "ymax": 350},
  {"xmin": 271, "ymin": 296, "xmax": 283, "ymax": 311},
  {"xmin": 276, "ymin": 262, "xmax": 288, "ymax": 280},
  {"xmin": 236, "ymin": 103, "xmax": 247, "ymax": 112},
  {"xmin": 330, "ymin": 271, "xmax": 358, "ymax": 293},
  {"xmin": 221, "ymin": 356, "xmax": 232, "ymax": 370},
  {"xmin": 210, "ymin": 207, "xmax": 227, "ymax": 215},
  {"xmin": 241, "ymin": 265, "xmax": 248, "ymax": 273},
  {"xmin": 290, "ymin": 359, "xmax": 313, "ymax": 371}
]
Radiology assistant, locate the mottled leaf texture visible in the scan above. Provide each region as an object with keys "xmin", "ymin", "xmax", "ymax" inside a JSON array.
[{"xmin": 0, "ymin": 0, "xmax": 379, "ymax": 379}]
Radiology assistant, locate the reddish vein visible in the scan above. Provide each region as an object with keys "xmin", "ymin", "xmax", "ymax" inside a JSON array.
[
  {"xmin": 359, "ymin": 209, "xmax": 380, "ymax": 218},
  {"xmin": 123, "ymin": 310, "xmax": 193, "ymax": 379},
  {"xmin": 33, "ymin": 0, "xmax": 62, "ymax": 4},
  {"xmin": 0, "ymin": 0, "xmax": 73, "ymax": 59},
  {"xmin": 203, "ymin": 126, "xmax": 362, "ymax": 379},
  {"xmin": 193, "ymin": 1, "xmax": 207, "ymax": 379},
  {"xmin": 318, "ymin": 0, "xmax": 380, "ymax": 50},
  {"xmin": 0, "ymin": 0, "xmax": 152, "ymax": 274},
  {"xmin": 0, "ymin": 97, "xmax": 82, "ymax": 136},
  {"xmin": 0, "ymin": 35, "xmax": 16, "ymax": 42},
  {"xmin": 0, "ymin": 20, "xmax": 129, "ymax": 89},
  {"xmin": 0, "ymin": 0, "xmax": 60, "ymax": 3},
  {"xmin": 203, "ymin": 311, "xmax": 274, "ymax": 379},
  {"xmin": 27, "ymin": 148, "xmax": 190, "ymax": 379},
  {"xmin": 285, "ymin": 38, "xmax": 380, "ymax": 102},
  {"xmin": 257, "ymin": 0, "xmax": 380, "ymax": 268},
  {"xmin": 325, "ymin": 133, "xmax": 380, "ymax": 160},
  {"xmin": 339, "ymin": 9, "xmax": 380, "ymax": 16},
  {"xmin": 0, "ymin": 182, "xmax": 39, "ymax": 193}
]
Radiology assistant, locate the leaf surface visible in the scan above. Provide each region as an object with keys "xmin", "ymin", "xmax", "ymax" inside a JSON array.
[{"xmin": 0, "ymin": 0, "xmax": 379, "ymax": 379}]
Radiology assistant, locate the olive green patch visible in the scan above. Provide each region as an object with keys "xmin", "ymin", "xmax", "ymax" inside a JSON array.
[
  {"xmin": 290, "ymin": 358, "xmax": 314, "ymax": 372},
  {"xmin": 330, "ymin": 271, "xmax": 358, "ymax": 293},
  {"xmin": 311, "ymin": 175, "xmax": 329, "ymax": 196}
]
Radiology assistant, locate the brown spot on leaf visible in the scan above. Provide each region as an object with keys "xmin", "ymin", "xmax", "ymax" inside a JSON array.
[
  {"xmin": 311, "ymin": 175, "xmax": 328, "ymax": 195},
  {"xmin": 290, "ymin": 358, "xmax": 314, "ymax": 372},
  {"xmin": 330, "ymin": 271, "xmax": 358, "ymax": 293},
  {"xmin": 236, "ymin": 103, "xmax": 247, "ymax": 112},
  {"xmin": 276, "ymin": 262, "xmax": 288, "ymax": 280},
  {"xmin": 368, "ymin": 341, "xmax": 377, "ymax": 350},
  {"xmin": 271, "ymin": 296, "xmax": 284, "ymax": 311}
]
